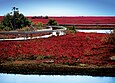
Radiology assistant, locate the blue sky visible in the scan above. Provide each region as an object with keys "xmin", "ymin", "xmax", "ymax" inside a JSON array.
[{"xmin": 0, "ymin": 0, "xmax": 115, "ymax": 16}]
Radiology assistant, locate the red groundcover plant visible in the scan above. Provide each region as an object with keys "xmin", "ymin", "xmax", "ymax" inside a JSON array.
[
  {"xmin": 28, "ymin": 16, "xmax": 115, "ymax": 25},
  {"xmin": 0, "ymin": 32, "xmax": 114, "ymax": 66}
]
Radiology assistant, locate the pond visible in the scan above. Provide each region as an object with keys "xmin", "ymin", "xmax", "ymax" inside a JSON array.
[{"xmin": 0, "ymin": 73, "xmax": 115, "ymax": 83}]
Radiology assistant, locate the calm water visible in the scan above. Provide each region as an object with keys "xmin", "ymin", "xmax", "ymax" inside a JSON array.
[
  {"xmin": 0, "ymin": 74, "xmax": 115, "ymax": 83},
  {"xmin": 77, "ymin": 29, "xmax": 113, "ymax": 33}
]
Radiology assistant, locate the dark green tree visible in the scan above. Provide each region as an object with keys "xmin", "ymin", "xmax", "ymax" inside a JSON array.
[
  {"xmin": 1, "ymin": 7, "xmax": 31, "ymax": 30},
  {"xmin": 2, "ymin": 13, "xmax": 13, "ymax": 29}
]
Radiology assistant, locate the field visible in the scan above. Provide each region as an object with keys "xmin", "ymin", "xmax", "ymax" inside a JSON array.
[
  {"xmin": 0, "ymin": 32, "xmax": 115, "ymax": 75},
  {"xmin": 1, "ymin": 16, "xmax": 115, "ymax": 29},
  {"xmin": 27, "ymin": 16, "xmax": 115, "ymax": 29},
  {"xmin": 27, "ymin": 16, "xmax": 115, "ymax": 24},
  {"xmin": 0, "ymin": 16, "xmax": 115, "ymax": 75}
]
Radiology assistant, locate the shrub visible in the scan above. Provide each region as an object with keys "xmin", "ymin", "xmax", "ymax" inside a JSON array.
[
  {"xmin": 45, "ymin": 16, "xmax": 48, "ymax": 19},
  {"xmin": 107, "ymin": 29, "xmax": 115, "ymax": 51},
  {"xmin": 37, "ymin": 22, "xmax": 43, "ymax": 27},
  {"xmin": 46, "ymin": 19, "xmax": 58, "ymax": 26},
  {"xmin": 109, "ymin": 29, "xmax": 115, "ymax": 44},
  {"xmin": 67, "ymin": 26, "xmax": 76, "ymax": 33}
]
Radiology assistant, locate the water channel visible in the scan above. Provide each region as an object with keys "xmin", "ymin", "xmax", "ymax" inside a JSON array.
[
  {"xmin": 77, "ymin": 29, "xmax": 113, "ymax": 33},
  {"xmin": 0, "ymin": 73, "xmax": 115, "ymax": 83}
]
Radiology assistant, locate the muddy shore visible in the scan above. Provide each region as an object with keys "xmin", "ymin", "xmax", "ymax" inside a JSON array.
[{"xmin": 0, "ymin": 61, "xmax": 115, "ymax": 76}]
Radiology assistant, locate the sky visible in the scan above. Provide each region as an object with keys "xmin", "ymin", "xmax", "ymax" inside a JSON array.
[{"xmin": 0, "ymin": 0, "xmax": 115, "ymax": 16}]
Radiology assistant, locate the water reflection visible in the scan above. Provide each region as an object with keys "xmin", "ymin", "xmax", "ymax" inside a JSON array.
[{"xmin": 0, "ymin": 74, "xmax": 115, "ymax": 83}]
